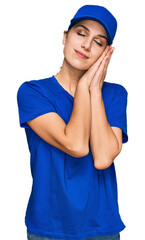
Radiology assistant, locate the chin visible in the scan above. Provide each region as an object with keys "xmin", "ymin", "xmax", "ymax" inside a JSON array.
[
  {"xmin": 72, "ymin": 64, "xmax": 89, "ymax": 71},
  {"xmin": 65, "ymin": 56, "xmax": 91, "ymax": 71}
]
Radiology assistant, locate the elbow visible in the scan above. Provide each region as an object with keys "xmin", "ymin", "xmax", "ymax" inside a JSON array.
[
  {"xmin": 70, "ymin": 143, "xmax": 89, "ymax": 158},
  {"xmin": 94, "ymin": 145, "xmax": 122, "ymax": 170},
  {"xmin": 94, "ymin": 157, "xmax": 113, "ymax": 170}
]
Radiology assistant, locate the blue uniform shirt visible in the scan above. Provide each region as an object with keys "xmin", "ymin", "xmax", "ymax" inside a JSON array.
[{"xmin": 17, "ymin": 75, "xmax": 128, "ymax": 240}]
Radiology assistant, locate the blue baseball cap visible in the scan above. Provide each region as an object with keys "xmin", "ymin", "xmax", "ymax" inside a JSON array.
[{"xmin": 68, "ymin": 5, "xmax": 117, "ymax": 45}]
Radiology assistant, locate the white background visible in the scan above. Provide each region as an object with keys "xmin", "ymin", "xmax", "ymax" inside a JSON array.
[{"xmin": 0, "ymin": 0, "xmax": 145, "ymax": 239}]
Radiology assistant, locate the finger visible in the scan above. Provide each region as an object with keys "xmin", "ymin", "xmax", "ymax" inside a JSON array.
[
  {"xmin": 99, "ymin": 59, "xmax": 109, "ymax": 85},
  {"xmin": 96, "ymin": 45, "xmax": 111, "ymax": 66},
  {"xmin": 100, "ymin": 58, "xmax": 110, "ymax": 80},
  {"xmin": 90, "ymin": 47, "xmax": 115, "ymax": 88},
  {"xmin": 102, "ymin": 49, "xmax": 114, "ymax": 75},
  {"xmin": 102, "ymin": 48, "xmax": 114, "ymax": 71},
  {"xmin": 92, "ymin": 45, "xmax": 113, "ymax": 72},
  {"xmin": 83, "ymin": 46, "xmax": 114, "ymax": 81},
  {"xmin": 106, "ymin": 47, "xmax": 115, "ymax": 58},
  {"xmin": 86, "ymin": 46, "xmax": 111, "ymax": 78},
  {"xmin": 99, "ymin": 55, "xmax": 110, "ymax": 72},
  {"xmin": 96, "ymin": 55, "xmax": 110, "ymax": 79},
  {"xmin": 100, "ymin": 71, "xmax": 106, "ymax": 87},
  {"xmin": 105, "ymin": 49, "xmax": 114, "ymax": 67},
  {"xmin": 104, "ymin": 55, "xmax": 111, "ymax": 70},
  {"xmin": 93, "ymin": 55, "xmax": 108, "ymax": 82}
]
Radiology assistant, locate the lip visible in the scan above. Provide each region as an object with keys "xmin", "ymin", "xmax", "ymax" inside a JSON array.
[{"xmin": 75, "ymin": 50, "xmax": 89, "ymax": 59}]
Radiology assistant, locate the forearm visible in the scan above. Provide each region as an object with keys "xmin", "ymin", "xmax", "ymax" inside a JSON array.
[
  {"xmin": 90, "ymin": 90, "xmax": 119, "ymax": 169},
  {"xmin": 65, "ymin": 81, "xmax": 91, "ymax": 155}
]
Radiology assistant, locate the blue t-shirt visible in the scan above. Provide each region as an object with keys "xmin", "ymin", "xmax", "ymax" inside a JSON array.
[{"xmin": 17, "ymin": 75, "xmax": 128, "ymax": 240}]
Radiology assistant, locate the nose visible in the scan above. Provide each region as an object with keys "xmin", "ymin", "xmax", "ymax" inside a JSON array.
[{"xmin": 81, "ymin": 38, "xmax": 92, "ymax": 51}]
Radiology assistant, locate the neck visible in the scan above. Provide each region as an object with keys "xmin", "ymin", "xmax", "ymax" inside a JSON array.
[{"xmin": 55, "ymin": 58, "xmax": 87, "ymax": 96}]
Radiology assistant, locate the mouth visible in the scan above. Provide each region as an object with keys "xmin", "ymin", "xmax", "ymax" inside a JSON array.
[{"xmin": 74, "ymin": 50, "xmax": 89, "ymax": 59}]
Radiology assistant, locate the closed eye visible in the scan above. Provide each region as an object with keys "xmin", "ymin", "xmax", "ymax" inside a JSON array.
[
  {"xmin": 94, "ymin": 40, "xmax": 102, "ymax": 46},
  {"xmin": 77, "ymin": 32, "xmax": 86, "ymax": 37},
  {"xmin": 77, "ymin": 32, "xmax": 103, "ymax": 47}
]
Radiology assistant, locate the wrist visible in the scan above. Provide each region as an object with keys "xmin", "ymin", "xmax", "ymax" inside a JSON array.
[
  {"xmin": 90, "ymin": 88, "xmax": 102, "ymax": 98},
  {"xmin": 78, "ymin": 79, "xmax": 90, "ymax": 92}
]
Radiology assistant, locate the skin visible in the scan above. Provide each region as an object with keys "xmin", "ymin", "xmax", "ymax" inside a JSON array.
[
  {"xmin": 55, "ymin": 19, "xmax": 114, "ymax": 96},
  {"xmin": 26, "ymin": 19, "xmax": 122, "ymax": 168},
  {"xmin": 55, "ymin": 19, "xmax": 122, "ymax": 169}
]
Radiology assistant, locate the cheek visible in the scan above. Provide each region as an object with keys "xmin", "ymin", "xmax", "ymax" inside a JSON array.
[
  {"xmin": 64, "ymin": 37, "xmax": 80, "ymax": 51},
  {"xmin": 63, "ymin": 37, "xmax": 81, "ymax": 60},
  {"xmin": 91, "ymin": 47, "xmax": 106, "ymax": 62},
  {"xmin": 63, "ymin": 44, "xmax": 90, "ymax": 70}
]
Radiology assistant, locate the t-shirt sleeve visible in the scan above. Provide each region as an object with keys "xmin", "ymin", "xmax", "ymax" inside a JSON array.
[
  {"xmin": 106, "ymin": 85, "xmax": 128, "ymax": 144},
  {"xmin": 17, "ymin": 81, "xmax": 57, "ymax": 129}
]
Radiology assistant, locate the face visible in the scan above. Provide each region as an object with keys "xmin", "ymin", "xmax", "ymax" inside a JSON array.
[{"xmin": 62, "ymin": 19, "xmax": 108, "ymax": 71}]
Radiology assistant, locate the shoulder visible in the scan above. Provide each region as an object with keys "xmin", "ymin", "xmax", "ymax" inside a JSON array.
[
  {"xmin": 18, "ymin": 76, "xmax": 52, "ymax": 90},
  {"xmin": 17, "ymin": 76, "xmax": 53, "ymax": 98},
  {"xmin": 103, "ymin": 81, "xmax": 128, "ymax": 97}
]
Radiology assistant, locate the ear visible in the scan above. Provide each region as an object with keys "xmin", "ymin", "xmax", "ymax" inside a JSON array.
[{"xmin": 62, "ymin": 30, "xmax": 68, "ymax": 45}]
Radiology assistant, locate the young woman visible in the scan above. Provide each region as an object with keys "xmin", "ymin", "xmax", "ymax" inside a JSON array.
[{"xmin": 17, "ymin": 4, "xmax": 128, "ymax": 240}]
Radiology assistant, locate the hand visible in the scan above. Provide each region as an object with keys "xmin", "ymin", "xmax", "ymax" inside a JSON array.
[
  {"xmin": 79, "ymin": 45, "xmax": 112, "ymax": 87},
  {"xmin": 89, "ymin": 46, "xmax": 115, "ymax": 93},
  {"xmin": 79, "ymin": 46, "xmax": 109, "ymax": 88}
]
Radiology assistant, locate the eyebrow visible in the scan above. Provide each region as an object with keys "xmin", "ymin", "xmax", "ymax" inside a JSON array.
[{"xmin": 74, "ymin": 24, "xmax": 108, "ymax": 42}]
